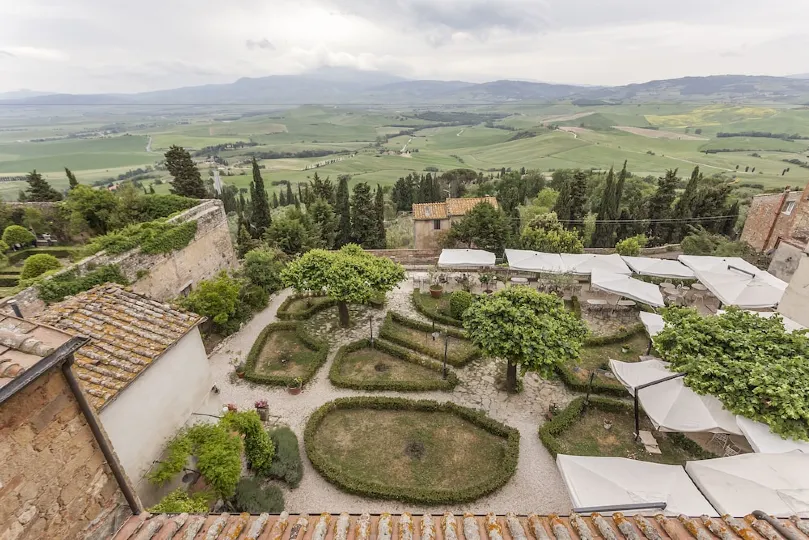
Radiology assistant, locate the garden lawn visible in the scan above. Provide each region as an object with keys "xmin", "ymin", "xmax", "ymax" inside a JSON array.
[
  {"xmin": 568, "ymin": 333, "xmax": 650, "ymax": 391},
  {"xmin": 335, "ymin": 347, "xmax": 445, "ymax": 385},
  {"xmin": 415, "ymin": 292, "xmax": 452, "ymax": 318},
  {"xmin": 254, "ymin": 330, "xmax": 319, "ymax": 377},
  {"xmin": 311, "ymin": 409, "xmax": 507, "ymax": 490},
  {"xmin": 554, "ymin": 408, "xmax": 703, "ymax": 466},
  {"xmin": 381, "ymin": 319, "xmax": 477, "ymax": 366},
  {"xmin": 282, "ymin": 296, "xmax": 333, "ymax": 315}
]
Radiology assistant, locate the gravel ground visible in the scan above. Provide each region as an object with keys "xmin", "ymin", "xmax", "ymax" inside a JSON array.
[{"xmin": 208, "ymin": 277, "xmax": 574, "ymax": 514}]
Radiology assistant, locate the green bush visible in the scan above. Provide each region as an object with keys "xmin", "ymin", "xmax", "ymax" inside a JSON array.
[
  {"xmin": 140, "ymin": 220, "xmax": 197, "ymax": 254},
  {"xmin": 7, "ymin": 247, "xmax": 83, "ymax": 265},
  {"xmin": 584, "ymin": 323, "xmax": 645, "ymax": 346},
  {"xmin": 449, "ymin": 290, "xmax": 474, "ymax": 320},
  {"xmin": 411, "ymin": 289, "xmax": 463, "ymax": 327},
  {"xmin": 84, "ymin": 219, "xmax": 197, "ymax": 256},
  {"xmin": 20, "ymin": 254, "xmax": 61, "ymax": 280},
  {"xmin": 277, "ymin": 295, "xmax": 337, "ymax": 320},
  {"xmin": 304, "ymin": 397, "xmax": 519, "ymax": 504},
  {"xmin": 329, "ymin": 338, "xmax": 458, "ymax": 392},
  {"xmin": 148, "ymin": 488, "xmax": 211, "ymax": 513},
  {"xmin": 239, "ymin": 284, "xmax": 269, "ymax": 312},
  {"xmin": 180, "ymin": 271, "xmax": 241, "ymax": 328},
  {"xmin": 554, "ymin": 365, "xmax": 627, "ymax": 397},
  {"xmin": 378, "ymin": 312, "xmax": 479, "ymax": 367},
  {"xmin": 233, "ymin": 478, "xmax": 284, "ymax": 513},
  {"xmin": 2, "ymin": 225, "xmax": 35, "ymax": 247},
  {"xmin": 243, "ymin": 321, "xmax": 329, "ymax": 386},
  {"xmin": 243, "ymin": 248, "xmax": 286, "ymax": 294},
  {"xmin": 615, "ymin": 234, "xmax": 648, "ymax": 256},
  {"xmin": 0, "ymin": 240, "xmax": 8, "ymax": 252},
  {"xmin": 268, "ymin": 427, "xmax": 303, "ymax": 488},
  {"xmin": 220, "ymin": 411, "xmax": 275, "ymax": 476},
  {"xmin": 37, "ymin": 265, "xmax": 128, "ymax": 303}
]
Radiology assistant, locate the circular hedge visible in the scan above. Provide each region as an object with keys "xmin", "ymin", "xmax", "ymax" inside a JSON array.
[{"xmin": 304, "ymin": 397, "xmax": 519, "ymax": 504}]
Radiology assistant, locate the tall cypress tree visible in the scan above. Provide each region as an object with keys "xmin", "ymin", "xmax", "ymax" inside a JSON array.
[
  {"xmin": 335, "ymin": 174, "xmax": 351, "ymax": 247},
  {"xmin": 646, "ymin": 169, "xmax": 679, "ymax": 243},
  {"xmin": 271, "ymin": 191, "xmax": 279, "ymax": 208},
  {"xmin": 593, "ymin": 167, "xmax": 616, "ymax": 247},
  {"xmin": 65, "ymin": 167, "xmax": 79, "ymax": 189},
  {"xmin": 374, "ymin": 184, "xmax": 386, "ymax": 248},
  {"xmin": 164, "ymin": 145, "xmax": 207, "ymax": 198},
  {"xmin": 351, "ymin": 182, "xmax": 376, "ymax": 247},
  {"xmin": 20, "ymin": 170, "xmax": 62, "ymax": 202},
  {"xmin": 279, "ymin": 190, "xmax": 287, "ymax": 206},
  {"xmin": 553, "ymin": 170, "xmax": 588, "ymax": 232},
  {"xmin": 672, "ymin": 166, "xmax": 701, "ymax": 242},
  {"xmin": 286, "ymin": 182, "xmax": 294, "ymax": 207},
  {"xmin": 249, "ymin": 157, "xmax": 272, "ymax": 238}
]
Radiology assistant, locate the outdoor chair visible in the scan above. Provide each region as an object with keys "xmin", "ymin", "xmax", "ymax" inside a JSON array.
[
  {"xmin": 723, "ymin": 443, "xmax": 741, "ymax": 457},
  {"xmin": 709, "ymin": 432, "xmax": 729, "ymax": 451}
]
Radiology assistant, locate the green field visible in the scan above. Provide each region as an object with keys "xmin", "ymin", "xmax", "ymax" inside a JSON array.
[{"xmin": 1, "ymin": 101, "xmax": 808, "ymax": 201}]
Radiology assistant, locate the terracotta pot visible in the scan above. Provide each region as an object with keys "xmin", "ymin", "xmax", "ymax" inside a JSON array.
[
  {"xmin": 429, "ymin": 286, "xmax": 443, "ymax": 299},
  {"xmin": 256, "ymin": 407, "xmax": 269, "ymax": 421},
  {"xmin": 237, "ymin": 371, "xmax": 245, "ymax": 379},
  {"xmin": 287, "ymin": 385, "xmax": 302, "ymax": 396}
]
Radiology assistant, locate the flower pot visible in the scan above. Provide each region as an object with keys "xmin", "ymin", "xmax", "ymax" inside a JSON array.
[
  {"xmin": 429, "ymin": 286, "xmax": 443, "ymax": 299},
  {"xmin": 287, "ymin": 386, "xmax": 302, "ymax": 396},
  {"xmin": 256, "ymin": 407, "xmax": 269, "ymax": 421},
  {"xmin": 237, "ymin": 371, "xmax": 245, "ymax": 379}
]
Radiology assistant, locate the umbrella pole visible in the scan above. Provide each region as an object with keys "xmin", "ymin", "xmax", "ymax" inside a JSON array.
[
  {"xmin": 633, "ymin": 372, "xmax": 687, "ymax": 440},
  {"xmin": 634, "ymin": 388, "xmax": 640, "ymax": 440}
]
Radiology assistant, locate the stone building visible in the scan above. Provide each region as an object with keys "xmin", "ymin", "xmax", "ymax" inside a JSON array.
[
  {"xmin": 412, "ymin": 197, "xmax": 498, "ymax": 249},
  {"xmin": 778, "ymin": 242, "xmax": 809, "ymax": 328},
  {"xmin": 0, "ymin": 314, "xmax": 139, "ymax": 539}
]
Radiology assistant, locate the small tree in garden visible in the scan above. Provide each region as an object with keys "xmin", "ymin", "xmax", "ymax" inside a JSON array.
[
  {"xmin": 180, "ymin": 271, "xmax": 241, "ymax": 327},
  {"xmin": 615, "ymin": 234, "xmax": 648, "ymax": 256},
  {"xmin": 519, "ymin": 212, "xmax": 584, "ymax": 254},
  {"xmin": 281, "ymin": 244, "xmax": 405, "ymax": 327},
  {"xmin": 444, "ymin": 202, "xmax": 511, "ymax": 254},
  {"xmin": 463, "ymin": 287, "xmax": 587, "ymax": 393},
  {"xmin": 655, "ymin": 307, "xmax": 809, "ymax": 440},
  {"xmin": 2, "ymin": 225, "xmax": 35, "ymax": 247}
]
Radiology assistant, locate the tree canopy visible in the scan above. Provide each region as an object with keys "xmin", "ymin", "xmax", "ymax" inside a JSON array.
[
  {"xmin": 165, "ymin": 145, "xmax": 207, "ymax": 199},
  {"xmin": 519, "ymin": 212, "xmax": 584, "ymax": 254},
  {"xmin": 20, "ymin": 170, "xmax": 62, "ymax": 202},
  {"xmin": 2, "ymin": 225, "xmax": 35, "ymax": 247},
  {"xmin": 444, "ymin": 202, "xmax": 511, "ymax": 254},
  {"xmin": 654, "ymin": 307, "xmax": 809, "ymax": 440}
]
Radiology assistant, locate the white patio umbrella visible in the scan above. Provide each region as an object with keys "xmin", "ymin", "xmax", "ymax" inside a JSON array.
[
  {"xmin": 504, "ymin": 249, "xmax": 566, "ymax": 273},
  {"xmin": 591, "ymin": 269, "xmax": 665, "ymax": 307},
  {"xmin": 678, "ymin": 255, "xmax": 761, "ymax": 275},
  {"xmin": 557, "ymin": 454, "xmax": 718, "ymax": 516},
  {"xmin": 717, "ymin": 309, "xmax": 806, "ymax": 333},
  {"xmin": 736, "ymin": 416, "xmax": 809, "ymax": 454},
  {"xmin": 694, "ymin": 268, "xmax": 787, "ymax": 309},
  {"xmin": 561, "ymin": 253, "xmax": 632, "ymax": 276},
  {"xmin": 438, "ymin": 249, "xmax": 495, "ymax": 268},
  {"xmin": 686, "ymin": 453, "xmax": 809, "ymax": 517},
  {"xmin": 639, "ymin": 311, "xmax": 666, "ymax": 338},
  {"xmin": 621, "ymin": 256, "xmax": 695, "ymax": 279},
  {"xmin": 609, "ymin": 358, "xmax": 742, "ymax": 435}
]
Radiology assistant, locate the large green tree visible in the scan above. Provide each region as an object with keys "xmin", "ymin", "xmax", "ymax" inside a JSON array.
[
  {"xmin": 444, "ymin": 202, "xmax": 511, "ymax": 254},
  {"xmin": 350, "ymin": 182, "xmax": 377, "ymax": 248},
  {"xmin": 646, "ymin": 169, "xmax": 679, "ymax": 243},
  {"xmin": 592, "ymin": 162, "xmax": 627, "ymax": 247},
  {"xmin": 65, "ymin": 167, "xmax": 79, "ymax": 189},
  {"xmin": 310, "ymin": 172, "xmax": 335, "ymax": 204},
  {"xmin": 463, "ymin": 287, "xmax": 587, "ymax": 392},
  {"xmin": 20, "ymin": 170, "xmax": 62, "ymax": 202},
  {"xmin": 309, "ymin": 198, "xmax": 337, "ymax": 249},
  {"xmin": 552, "ymin": 170, "xmax": 587, "ymax": 232},
  {"xmin": 165, "ymin": 145, "xmax": 207, "ymax": 198},
  {"xmin": 265, "ymin": 208, "xmax": 321, "ymax": 256},
  {"xmin": 672, "ymin": 166, "xmax": 702, "ymax": 241},
  {"xmin": 282, "ymin": 244, "xmax": 405, "ymax": 327},
  {"xmin": 335, "ymin": 175, "xmax": 351, "ymax": 247},
  {"xmin": 391, "ymin": 175, "xmax": 415, "ymax": 212},
  {"xmin": 249, "ymin": 157, "xmax": 272, "ymax": 238},
  {"xmin": 655, "ymin": 307, "xmax": 809, "ymax": 440},
  {"xmin": 519, "ymin": 212, "xmax": 584, "ymax": 253}
]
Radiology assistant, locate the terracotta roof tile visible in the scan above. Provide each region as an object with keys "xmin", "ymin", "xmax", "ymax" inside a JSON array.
[
  {"xmin": 113, "ymin": 512, "xmax": 809, "ymax": 540},
  {"xmin": 34, "ymin": 283, "xmax": 204, "ymax": 410},
  {"xmin": 0, "ymin": 315, "xmax": 72, "ymax": 391},
  {"xmin": 413, "ymin": 197, "xmax": 498, "ymax": 220}
]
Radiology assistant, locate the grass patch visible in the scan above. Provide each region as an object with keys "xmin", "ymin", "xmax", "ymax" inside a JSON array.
[
  {"xmin": 268, "ymin": 427, "xmax": 303, "ymax": 488},
  {"xmin": 557, "ymin": 332, "xmax": 650, "ymax": 396},
  {"xmin": 411, "ymin": 289, "xmax": 463, "ymax": 327},
  {"xmin": 244, "ymin": 321, "xmax": 328, "ymax": 386},
  {"xmin": 379, "ymin": 312, "xmax": 478, "ymax": 367},
  {"xmin": 277, "ymin": 295, "xmax": 336, "ymax": 320},
  {"xmin": 330, "ymin": 338, "xmax": 457, "ymax": 391},
  {"xmin": 305, "ymin": 397, "xmax": 518, "ymax": 504}
]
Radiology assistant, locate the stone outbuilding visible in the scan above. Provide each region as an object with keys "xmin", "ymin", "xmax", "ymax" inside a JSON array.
[{"xmin": 412, "ymin": 197, "xmax": 499, "ymax": 249}]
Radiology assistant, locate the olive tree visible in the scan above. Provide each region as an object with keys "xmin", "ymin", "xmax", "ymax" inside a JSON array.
[
  {"xmin": 281, "ymin": 244, "xmax": 405, "ymax": 327},
  {"xmin": 463, "ymin": 286, "xmax": 587, "ymax": 392}
]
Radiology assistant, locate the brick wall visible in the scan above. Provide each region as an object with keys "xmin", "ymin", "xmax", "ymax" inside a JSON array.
[
  {"xmin": 741, "ymin": 192, "xmax": 787, "ymax": 251},
  {"xmin": 0, "ymin": 369, "xmax": 129, "ymax": 540}
]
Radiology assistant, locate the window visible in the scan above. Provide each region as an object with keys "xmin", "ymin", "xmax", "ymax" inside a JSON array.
[
  {"xmin": 433, "ymin": 219, "xmax": 441, "ymax": 230},
  {"xmin": 783, "ymin": 201, "xmax": 796, "ymax": 215},
  {"xmin": 180, "ymin": 283, "xmax": 193, "ymax": 297}
]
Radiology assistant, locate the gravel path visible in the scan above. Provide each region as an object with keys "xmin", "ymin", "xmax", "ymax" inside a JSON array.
[{"xmin": 208, "ymin": 278, "xmax": 574, "ymax": 514}]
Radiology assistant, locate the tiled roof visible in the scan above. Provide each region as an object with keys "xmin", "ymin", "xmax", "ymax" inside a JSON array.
[
  {"xmin": 0, "ymin": 315, "xmax": 73, "ymax": 390},
  {"xmin": 35, "ymin": 283, "xmax": 204, "ymax": 410},
  {"xmin": 413, "ymin": 197, "xmax": 498, "ymax": 220},
  {"xmin": 113, "ymin": 511, "xmax": 809, "ymax": 540}
]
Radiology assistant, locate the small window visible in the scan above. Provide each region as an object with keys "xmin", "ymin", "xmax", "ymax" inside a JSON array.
[
  {"xmin": 180, "ymin": 284, "xmax": 193, "ymax": 297},
  {"xmin": 783, "ymin": 201, "xmax": 796, "ymax": 215},
  {"xmin": 433, "ymin": 219, "xmax": 441, "ymax": 230}
]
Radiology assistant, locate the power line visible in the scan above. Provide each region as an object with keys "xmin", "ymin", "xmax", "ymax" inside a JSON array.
[{"xmin": 404, "ymin": 211, "xmax": 736, "ymax": 225}]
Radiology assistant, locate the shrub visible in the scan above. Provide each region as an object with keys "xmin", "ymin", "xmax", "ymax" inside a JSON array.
[
  {"xmin": 243, "ymin": 248, "xmax": 287, "ymax": 294},
  {"xmin": 84, "ymin": 220, "xmax": 197, "ymax": 256},
  {"xmin": 148, "ymin": 488, "xmax": 211, "ymax": 513},
  {"xmin": 180, "ymin": 271, "xmax": 241, "ymax": 328},
  {"xmin": 2, "ymin": 225, "xmax": 35, "ymax": 247},
  {"xmin": 615, "ymin": 234, "xmax": 648, "ymax": 256},
  {"xmin": 20, "ymin": 254, "xmax": 61, "ymax": 280},
  {"xmin": 277, "ymin": 294, "xmax": 337, "ymax": 320},
  {"xmin": 268, "ymin": 427, "xmax": 303, "ymax": 488},
  {"xmin": 538, "ymin": 396, "xmax": 628, "ymax": 457},
  {"xmin": 233, "ymin": 478, "xmax": 284, "ymax": 513},
  {"xmin": 243, "ymin": 321, "xmax": 329, "ymax": 386},
  {"xmin": 411, "ymin": 289, "xmax": 463, "ymax": 327},
  {"xmin": 37, "ymin": 265, "xmax": 127, "ymax": 303},
  {"xmin": 240, "ymin": 283, "xmax": 269, "ymax": 312},
  {"xmin": 449, "ymin": 290, "xmax": 474, "ymax": 320},
  {"xmin": 0, "ymin": 240, "xmax": 8, "ymax": 252},
  {"xmin": 220, "ymin": 410, "xmax": 275, "ymax": 476}
]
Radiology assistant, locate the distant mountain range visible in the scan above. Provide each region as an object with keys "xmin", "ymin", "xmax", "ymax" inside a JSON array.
[{"xmin": 4, "ymin": 68, "xmax": 809, "ymax": 105}]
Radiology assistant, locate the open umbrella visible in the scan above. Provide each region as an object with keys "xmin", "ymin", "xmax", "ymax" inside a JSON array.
[
  {"xmin": 562, "ymin": 254, "xmax": 632, "ymax": 276},
  {"xmin": 622, "ymin": 256, "xmax": 695, "ymax": 279},
  {"xmin": 639, "ymin": 311, "xmax": 665, "ymax": 338},
  {"xmin": 736, "ymin": 416, "xmax": 809, "ymax": 454},
  {"xmin": 694, "ymin": 268, "xmax": 787, "ymax": 309}
]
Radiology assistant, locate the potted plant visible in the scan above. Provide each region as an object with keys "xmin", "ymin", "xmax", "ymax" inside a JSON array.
[
  {"xmin": 254, "ymin": 399, "xmax": 269, "ymax": 421},
  {"xmin": 235, "ymin": 361, "xmax": 246, "ymax": 378},
  {"xmin": 429, "ymin": 283, "xmax": 444, "ymax": 299},
  {"xmin": 479, "ymin": 272, "xmax": 496, "ymax": 294},
  {"xmin": 287, "ymin": 377, "xmax": 303, "ymax": 395}
]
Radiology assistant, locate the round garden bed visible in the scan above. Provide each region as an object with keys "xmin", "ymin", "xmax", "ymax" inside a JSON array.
[{"xmin": 304, "ymin": 397, "xmax": 519, "ymax": 504}]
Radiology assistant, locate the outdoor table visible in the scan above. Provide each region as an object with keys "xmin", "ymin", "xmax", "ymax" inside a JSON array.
[
  {"xmin": 586, "ymin": 299, "xmax": 608, "ymax": 307},
  {"xmin": 510, "ymin": 277, "xmax": 529, "ymax": 284},
  {"xmin": 617, "ymin": 300, "xmax": 637, "ymax": 307},
  {"xmin": 692, "ymin": 283, "xmax": 707, "ymax": 291}
]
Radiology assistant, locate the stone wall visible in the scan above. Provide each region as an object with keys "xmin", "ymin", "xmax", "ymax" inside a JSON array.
[
  {"xmin": 4, "ymin": 200, "xmax": 236, "ymax": 317},
  {"xmin": 0, "ymin": 369, "xmax": 131, "ymax": 540},
  {"xmin": 779, "ymin": 252, "xmax": 809, "ymax": 327},
  {"xmin": 366, "ymin": 248, "xmax": 442, "ymax": 265},
  {"xmin": 741, "ymin": 192, "xmax": 787, "ymax": 251},
  {"xmin": 768, "ymin": 239, "xmax": 805, "ymax": 281}
]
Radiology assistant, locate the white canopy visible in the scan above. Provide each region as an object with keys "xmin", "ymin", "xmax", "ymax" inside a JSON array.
[
  {"xmin": 504, "ymin": 249, "xmax": 566, "ymax": 273},
  {"xmin": 686, "ymin": 453, "xmax": 809, "ymax": 517},
  {"xmin": 591, "ymin": 269, "xmax": 666, "ymax": 307},
  {"xmin": 640, "ymin": 311, "xmax": 666, "ymax": 338},
  {"xmin": 437, "ymin": 249, "xmax": 495, "ymax": 268},
  {"xmin": 736, "ymin": 416, "xmax": 809, "ymax": 454},
  {"xmin": 610, "ymin": 358, "xmax": 742, "ymax": 435},
  {"xmin": 557, "ymin": 454, "xmax": 717, "ymax": 516},
  {"xmin": 621, "ymin": 256, "xmax": 695, "ymax": 279},
  {"xmin": 717, "ymin": 309, "xmax": 806, "ymax": 333},
  {"xmin": 695, "ymin": 268, "xmax": 787, "ymax": 309},
  {"xmin": 678, "ymin": 255, "xmax": 761, "ymax": 275},
  {"xmin": 561, "ymin": 253, "xmax": 632, "ymax": 276}
]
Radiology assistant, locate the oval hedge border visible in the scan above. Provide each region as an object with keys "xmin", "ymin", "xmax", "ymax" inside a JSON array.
[
  {"xmin": 304, "ymin": 397, "xmax": 519, "ymax": 504},
  {"xmin": 411, "ymin": 289, "xmax": 464, "ymax": 327},
  {"xmin": 329, "ymin": 338, "xmax": 458, "ymax": 392},
  {"xmin": 379, "ymin": 312, "xmax": 480, "ymax": 367},
  {"xmin": 243, "ymin": 321, "xmax": 329, "ymax": 387},
  {"xmin": 277, "ymin": 293, "xmax": 386, "ymax": 321}
]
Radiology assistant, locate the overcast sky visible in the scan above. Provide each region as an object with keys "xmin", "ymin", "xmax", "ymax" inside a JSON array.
[{"xmin": 2, "ymin": 0, "xmax": 808, "ymax": 94}]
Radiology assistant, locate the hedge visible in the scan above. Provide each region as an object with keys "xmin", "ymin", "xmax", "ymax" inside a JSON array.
[
  {"xmin": 329, "ymin": 338, "xmax": 458, "ymax": 391},
  {"xmin": 379, "ymin": 312, "xmax": 479, "ymax": 367},
  {"xmin": 0, "ymin": 277, "xmax": 18, "ymax": 287},
  {"xmin": 554, "ymin": 364, "xmax": 627, "ymax": 397},
  {"xmin": 243, "ymin": 321, "xmax": 329, "ymax": 387},
  {"xmin": 584, "ymin": 323, "xmax": 645, "ymax": 346},
  {"xmin": 411, "ymin": 289, "xmax": 463, "ymax": 327},
  {"xmin": 304, "ymin": 397, "xmax": 519, "ymax": 504},
  {"xmin": 7, "ymin": 247, "xmax": 83, "ymax": 265},
  {"xmin": 276, "ymin": 295, "xmax": 337, "ymax": 320}
]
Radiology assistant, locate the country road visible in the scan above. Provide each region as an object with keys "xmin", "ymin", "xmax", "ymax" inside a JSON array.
[{"xmin": 145, "ymin": 135, "xmax": 152, "ymax": 152}]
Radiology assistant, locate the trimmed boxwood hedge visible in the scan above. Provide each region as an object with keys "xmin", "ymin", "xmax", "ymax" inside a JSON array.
[
  {"xmin": 0, "ymin": 276, "xmax": 18, "ymax": 287},
  {"xmin": 554, "ymin": 364, "xmax": 627, "ymax": 397},
  {"xmin": 305, "ymin": 397, "xmax": 519, "ymax": 504},
  {"xmin": 379, "ymin": 312, "xmax": 479, "ymax": 367},
  {"xmin": 276, "ymin": 295, "xmax": 337, "ymax": 320},
  {"xmin": 243, "ymin": 321, "xmax": 328, "ymax": 387},
  {"xmin": 7, "ymin": 247, "xmax": 83, "ymax": 265},
  {"xmin": 584, "ymin": 323, "xmax": 645, "ymax": 346},
  {"xmin": 329, "ymin": 338, "xmax": 458, "ymax": 391},
  {"xmin": 411, "ymin": 289, "xmax": 463, "ymax": 327}
]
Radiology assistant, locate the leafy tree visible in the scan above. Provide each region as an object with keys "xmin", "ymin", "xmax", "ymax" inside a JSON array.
[
  {"xmin": 282, "ymin": 244, "xmax": 405, "ymax": 327},
  {"xmin": 672, "ymin": 166, "xmax": 701, "ymax": 241},
  {"xmin": 519, "ymin": 212, "xmax": 584, "ymax": 253},
  {"xmin": 220, "ymin": 410, "xmax": 275, "ymax": 475},
  {"xmin": 164, "ymin": 145, "xmax": 207, "ymax": 198},
  {"xmin": 444, "ymin": 202, "xmax": 511, "ymax": 254},
  {"xmin": 463, "ymin": 287, "xmax": 587, "ymax": 392},
  {"xmin": 180, "ymin": 271, "xmax": 241, "ymax": 328},
  {"xmin": 20, "ymin": 170, "xmax": 62, "ymax": 202},
  {"xmin": 646, "ymin": 169, "xmax": 679, "ymax": 243},
  {"xmin": 63, "ymin": 185, "xmax": 121, "ymax": 235},
  {"xmin": 350, "ymin": 182, "xmax": 377, "ymax": 247},
  {"xmin": 655, "ymin": 307, "xmax": 809, "ymax": 440},
  {"xmin": 308, "ymin": 198, "xmax": 337, "ymax": 249},
  {"xmin": 20, "ymin": 254, "xmax": 61, "ymax": 280},
  {"xmin": 374, "ymin": 184, "xmax": 386, "ymax": 249},
  {"xmin": 552, "ymin": 170, "xmax": 587, "ymax": 231},
  {"xmin": 310, "ymin": 172, "xmax": 334, "ymax": 204},
  {"xmin": 249, "ymin": 157, "xmax": 272, "ymax": 238},
  {"xmin": 265, "ymin": 216, "xmax": 314, "ymax": 256},
  {"xmin": 335, "ymin": 174, "xmax": 351, "ymax": 247},
  {"xmin": 285, "ymin": 182, "xmax": 294, "ymax": 208},
  {"xmin": 391, "ymin": 175, "xmax": 415, "ymax": 211},
  {"xmin": 2, "ymin": 225, "xmax": 35, "ymax": 247},
  {"xmin": 518, "ymin": 188, "xmax": 559, "ymax": 229},
  {"xmin": 615, "ymin": 234, "xmax": 648, "ymax": 256},
  {"xmin": 242, "ymin": 248, "xmax": 286, "ymax": 294},
  {"xmin": 65, "ymin": 167, "xmax": 79, "ymax": 189}
]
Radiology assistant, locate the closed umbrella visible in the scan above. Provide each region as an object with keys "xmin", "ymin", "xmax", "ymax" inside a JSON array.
[
  {"xmin": 438, "ymin": 249, "xmax": 495, "ymax": 269},
  {"xmin": 736, "ymin": 416, "xmax": 809, "ymax": 454},
  {"xmin": 504, "ymin": 249, "xmax": 566, "ymax": 273},
  {"xmin": 591, "ymin": 269, "xmax": 665, "ymax": 307}
]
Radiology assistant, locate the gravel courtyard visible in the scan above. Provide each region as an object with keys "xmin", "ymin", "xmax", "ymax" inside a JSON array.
[{"xmin": 208, "ymin": 276, "xmax": 575, "ymax": 514}]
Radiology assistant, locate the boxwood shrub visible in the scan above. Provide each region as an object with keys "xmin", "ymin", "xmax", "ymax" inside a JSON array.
[
  {"xmin": 554, "ymin": 364, "xmax": 627, "ymax": 397},
  {"xmin": 411, "ymin": 289, "xmax": 463, "ymax": 327},
  {"xmin": 7, "ymin": 247, "xmax": 83, "ymax": 265},
  {"xmin": 276, "ymin": 295, "xmax": 336, "ymax": 320},
  {"xmin": 379, "ymin": 312, "xmax": 479, "ymax": 367},
  {"xmin": 329, "ymin": 338, "xmax": 458, "ymax": 391},
  {"xmin": 305, "ymin": 397, "xmax": 519, "ymax": 504},
  {"xmin": 243, "ymin": 321, "xmax": 328, "ymax": 387},
  {"xmin": 584, "ymin": 323, "xmax": 645, "ymax": 346}
]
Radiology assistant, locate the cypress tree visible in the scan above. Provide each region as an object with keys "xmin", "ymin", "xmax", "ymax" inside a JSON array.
[
  {"xmin": 672, "ymin": 166, "xmax": 701, "ymax": 242},
  {"xmin": 286, "ymin": 182, "xmax": 294, "ymax": 206},
  {"xmin": 279, "ymin": 190, "xmax": 287, "ymax": 206},
  {"xmin": 593, "ymin": 167, "xmax": 616, "ymax": 247},
  {"xmin": 164, "ymin": 145, "xmax": 207, "ymax": 198},
  {"xmin": 271, "ymin": 191, "xmax": 279, "ymax": 208},
  {"xmin": 646, "ymin": 169, "xmax": 679, "ymax": 243},
  {"xmin": 351, "ymin": 182, "xmax": 376, "ymax": 247},
  {"xmin": 335, "ymin": 174, "xmax": 351, "ymax": 247},
  {"xmin": 21, "ymin": 169, "xmax": 62, "ymax": 202},
  {"xmin": 249, "ymin": 157, "xmax": 272, "ymax": 238},
  {"xmin": 65, "ymin": 167, "xmax": 79, "ymax": 189},
  {"xmin": 148, "ymin": 184, "xmax": 156, "ymax": 194},
  {"xmin": 553, "ymin": 170, "xmax": 588, "ymax": 232},
  {"xmin": 722, "ymin": 201, "xmax": 740, "ymax": 237},
  {"xmin": 374, "ymin": 184, "xmax": 386, "ymax": 248}
]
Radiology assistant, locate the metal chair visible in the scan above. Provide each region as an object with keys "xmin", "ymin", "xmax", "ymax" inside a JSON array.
[{"xmin": 709, "ymin": 432, "xmax": 729, "ymax": 451}]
